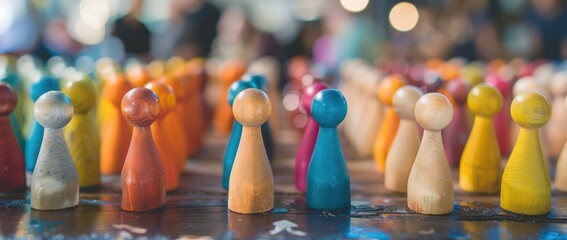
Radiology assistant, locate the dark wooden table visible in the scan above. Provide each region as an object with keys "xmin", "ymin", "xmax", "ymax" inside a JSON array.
[{"xmin": 2, "ymin": 130, "xmax": 567, "ymax": 239}]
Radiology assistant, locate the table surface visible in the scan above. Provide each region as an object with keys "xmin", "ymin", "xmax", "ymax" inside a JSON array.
[{"xmin": 2, "ymin": 129, "xmax": 567, "ymax": 240}]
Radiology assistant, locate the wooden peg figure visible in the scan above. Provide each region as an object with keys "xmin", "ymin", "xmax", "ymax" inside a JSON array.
[
  {"xmin": 244, "ymin": 74, "xmax": 275, "ymax": 160},
  {"xmin": 555, "ymin": 95, "xmax": 567, "ymax": 192},
  {"xmin": 145, "ymin": 81, "xmax": 181, "ymax": 191},
  {"xmin": 100, "ymin": 74, "xmax": 133, "ymax": 174},
  {"xmin": 408, "ymin": 93, "xmax": 454, "ymax": 215},
  {"xmin": 0, "ymin": 83, "xmax": 25, "ymax": 192},
  {"xmin": 214, "ymin": 59, "xmax": 246, "ymax": 137},
  {"xmin": 222, "ymin": 80, "xmax": 255, "ymax": 190},
  {"xmin": 442, "ymin": 79, "xmax": 470, "ymax": 167},
  {"xmin": 501, "ymin": 92, "xmax": 551, "ymax": 215},
  {"xmin": 26, "ymin": 76, "xmax": 59, "ymax": 186},
  {"xmin": 384, "ymin": 86, "xmax": 423, "ymax": 193},
  {"xmin": 62, "ymin": 79, "xmax": 100, "ymax": 188},
  {"xmin": 121, "ymin": 87, "xmax": 166, "ymax": 212},
  {"xmin": 228, "ymin": 88, "xmax": 274, "ymax": 214},
  {"xmin": 373, "ymin": 75, "xmax": 405, "ymax": 173},
  {"xmin": 546, "ymin": 71, "xmax": 567, "ymax": 158},
  {"xmin": 460, "ymin": 84, "xmax": 502, "ymax": 193},
  {"xmin": 295, "ymin": 82, "xmax": 329, "ymax": 193},
  {"xmin": 31, "ymin": 91, "xmax": 79, "ymax": 210},
  {"xmin": 307, "ymin": 89, "xmax": 350, "ymax": 211},
  {"xmin": 485, "ymin": 73, "xmax": 512, "ymax": 156}
]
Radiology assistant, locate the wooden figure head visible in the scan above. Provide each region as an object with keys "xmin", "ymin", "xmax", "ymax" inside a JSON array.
[
  {"xmin": 228, "ymin": 80, "xmax": 254, "ymax": 107},
  {"xmin": 550, "ymin": 71, "xmax": 567, "ymax": 97},
  {"xmin": 244, "ymin": 74, "xmax": 268, "ymax": 91},
  {"xmin": 0, "ymin": 83, "xmax": 17, "ymax": 117},
  {"xmin": 392, "ymin": 86, "xmax": 423, "ymax": 120},
  {"xmin": 415, "ymin": 93, "xmax": 453, "ymax": 131},
  {"xmin": 31, "ymin": 75, "xmax": 59, "ymax": 102},
  {"xmin": 232, "ymin": 89, "xmax": 271, "ymax": 127},
  {"xmin": 378, "ymin": 75, "xmax": 405, "ymax": 106},
  {"xmin": 34, "ymin": 91, "xmax": 74, "ymax": 129},
  {"xmin": 103, "ymin": 73, "xmax": 133, "ymax": 107},
  {"xmin": 467, "ymin": 84, "xmax": 503, "ymax": 118},
  {"xmin": 121, "ymin": 88, "xmax": 160, "ymax": 127},
  {"xmin": 301, "ymin": 82, "xmax": 329, "ymax": 117},
  {"xmin": 145, "ymin": 82, "xmax": 176, "ymax": 117},
  {"xmin": 312, "ymin": 89, "xmax": 347, "ymax": 128},
  {"xmin": 219, "ymin": 59, "xmax": 246, "ymax": 85},
  {"xmin": 511, "ymin": 92, "xmax": 551, "ymax": 129},
  {"xmin": 62, "ymin": 79, "xmax": 96, "ymax": 115},
  {"xmin": 446, "ymin": 79, "xmax": 469, "ymax": 105}
]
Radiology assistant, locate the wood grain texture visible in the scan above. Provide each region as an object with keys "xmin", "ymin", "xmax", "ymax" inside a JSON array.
[
  {"xmin": 460, "ymin": 84, "xmax": 502, "ymax": 193},
  {"xmin": 121, "ymin": 87, "xmax": 166, "ymax": 211},
  {"xmin": 408, "ymin": 93, "xmax": 454, "ymax": 215},
  {"xmin": 373, "ymin": 75, "xmax": 404, "ymax": 173},
  {"xmin": 31, "ymin": 91, "xmax": 79, "ymax": 210},
  {"xmin": 229, "ymin": 89, "xmax": 273, "ymax": 214},
  {"xmin": 0, "ymin": 83, "xmax": 25, "ymax": 191},
  {"xmin": 385, "ymin": 86, "xmax": 422, "ymax": 193},
  {"xmin": 501, "ymin": 92, "xmax": 551, "ymax": 215}
]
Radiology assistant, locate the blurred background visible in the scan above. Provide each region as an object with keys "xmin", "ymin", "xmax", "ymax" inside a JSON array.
[{"xmin": 1, "ymin": 0, "xmax": 567, "ymax": 68}]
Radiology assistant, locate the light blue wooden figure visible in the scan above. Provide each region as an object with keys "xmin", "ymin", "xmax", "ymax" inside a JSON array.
[
  {"xmin": 307, "ymin": 89, "xmax": 350, "ymax": 211},
  {"xmin": 25, "ymin": 75, "xmax": 59, "ymax": 186},
  {"xmin": 222, "ymin": 80, "xmax": 255, "ymax": 190}
]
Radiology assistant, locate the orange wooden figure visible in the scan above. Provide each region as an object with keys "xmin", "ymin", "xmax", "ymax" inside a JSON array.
[
  {"xmin": 373, "ymin": 75, "xmax": 405, "ymax": 173},
  {"xmin": 214, "ymin": 59, "xmax": 246, "ymax": 137},
  {"xmin": 145, "ymin": 81, "xmax": 182, "ymax": 191},
  {"xmin": 0, "ymin": 83, "xmax": 25, "ymax": 192},
  {"xmin": 184, "ymin": 58, "xmax": 208, "ymax": 157},
  {"xmin": 100, "ymin": 73, "xmax": 133, "ymax": 174},
  {"xmin": 125, "ymin": 64, "xmax": 152, "ymax": 88},
  {"xmin": 121, "ymin": 87, "xmax": 166, "ymax": 212}
]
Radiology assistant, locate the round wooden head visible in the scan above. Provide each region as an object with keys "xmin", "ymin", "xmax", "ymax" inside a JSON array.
[
  {"xmin": 125, "ymin": 65, "xmax": 151, "ymax": 88},
  {"xmin": 312, "ymin": 89, "xmax": 348, "ymax": 128},
  {"xmin": 513, "ymin": 77, "xmax": 544, "ymax": 97},
  {"xmin": 232, "ymin": 88, "xmax": 271, "ymax": 127},
  {"xmin": 31, "ymin": 75, "xmax": 59, "ymax": 102},
  {"xmin": 378, "ymin": 75, "xmax": 405, "ymax": 106},
  {"xmin": 144, "ymin": 82, "xmax": 175, "ymax": 117},
  {"xmin": 550, "ymin": 71, "xmax": 567, "ymax": 96},
  {"xmin": 467, "ymin": 84, "xmax": 503, "ymax": 118},
  {"xmin": 34, "ymin": 91, "xmax": 74, "ymax": 129},
  {"xmin": 393, "ymin": 86, "xmax": 423, "ymax": 120},
  {"xmin": 121, "ymin": 87, "xmax": 161, "ymax": 127},
  {"xmin": 103, "ymin": 73, "xmax": 133, "ymax": 106},
  {"xmin": 219, "ymin": 59, "xmax": 246, "ymax": 84},
  {"xmin": 163, "ymin": 73, "xmax": 189, "ymax": 100},
  {"xmin": 446, "ymin": 79, "xmax": 469, "ymax": 105},
  {"xmin": 301, "ymin": 82, "xmax": 329, "ymax": 116},
  {"xmin": 245, "ymin": 74, "xmax": 268, "ymax": 91},
  {"xmin": 62, "ymin": 79, "xmax": 96, "ymax": 115},
  {"xmin": 228, "ymin": 80, "xmax": 254, "ymax": 107},
  {"xmin": 0, "ymin": 83, "xmax": 17, "ymax": 117},
  {"xmin": 511, "ymin": 92, "xmax": 551, "ymax": 129},
  {"xmin": 415, "ymin": 93, "xmax": 453, "ymax": 131}
]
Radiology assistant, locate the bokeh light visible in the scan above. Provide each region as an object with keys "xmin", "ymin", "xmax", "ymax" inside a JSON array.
[
  {"xmin": 389, "ymin": 2, "xmax": 419, "ymax": 32},
  {"xmin": 340, "ymin": 0, "xmax": 370, "ymax": 13}
]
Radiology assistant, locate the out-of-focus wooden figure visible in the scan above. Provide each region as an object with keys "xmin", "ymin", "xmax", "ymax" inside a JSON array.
[
  {"xmin": 121, "ymin": 87, "xmax": 166, "ymax": 212},
  {"xmin": 125, "ymin": 64, "xmax": 151, "ymax": 88},
  {"xmin": 442, "ymin": 79, "xmax": 470, "ymax": 167},
  {"xmin": 62, "ymin": 79, "xmax": 100, "ymax": 188},
  {"xmin": 385, "ymin": 86, "xmax": 423, "ymax": 193},
  {"xmin": 408, "ymin": 93, "xmax": 454, "ymax": 215},
  {"xmin": 244, "ymin": 74, "xmax": 274, "ymax": 160},
  {"xmin": 307, "ymin": 89, "xmax": 350, "ymax": 211},
  {"xmin": 546, "ymin": 71, "xmax": 567, "ymax": 159},
  {"xmin": 555, "ymin": 95, "xmax": 567, "ymax": 192},
  {"xmin": 25, "ymin": 75, "xmax": 59, "ymax": 186},
  {"xmin": 373, "ymin": 75, "xmax": 404, "ymax": 173},
  {"xmin": 100, "ymin": 74, "xmax": 133, "ymax": 174},
  {"xmin": 183, "ymin": 58, "xmax": 208, "ymax": 157},
  {"xmin": 228, "ymin": 89, "xmax": 273, "ymax": 214},
  {"xmin": 485, "ymin": 73, "xmax": 512, "ymax": 157},
  {"xmin": 214, "ymin": 59, "xmax": 246, "ymax": 137},
  {"xmin": 145, "ymin": 82, "xmax": 181, "ymax": 191},
  {"xmin": 501, "ymin": 92, "xmax": 551, "ymax": 215},
  {"xmin": 295, "ymin": 82, "xmax": 328, "ymax": 193},
  {"xmin": 0, "ymin": 83, "xmax": 25, "ymax": 192},
  {"xmin": 460, "ymin": 84, "xmax": 502, "ymax": 193},
  {"xmin": 31, "ymin": 91, "xmax": 78, "ymax": 210}
]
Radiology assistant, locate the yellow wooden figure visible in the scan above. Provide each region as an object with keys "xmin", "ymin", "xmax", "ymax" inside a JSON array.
[
  {"xmin": 373, "ymin": 75, "xmax": 405, "ymax": 173},
  {"xmin": 460, "ymin": 84, "xmax": 502, "ymax": 193},
  {"xmin": 501, "ymin": 92, "xmax": 551, "ymax": 215},
  {"xmin": 63, "ymin": 78, "xmax": 100, "ymax": 188}
]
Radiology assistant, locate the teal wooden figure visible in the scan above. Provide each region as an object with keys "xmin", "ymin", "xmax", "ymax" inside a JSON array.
[
  {"xmin": 222, "ymin": 80, "xmax": 255, "ymax": 189},
  {"xmin": 25, "ymin": 75, "xmax": 59, "ymax": 185},
  {"xmin": 244, "ymin": 74, "xmax": 274, "ymax": 160},
  {"xmin": 307, "ymin": 89, "xmax": 351, "ymax": 211}
]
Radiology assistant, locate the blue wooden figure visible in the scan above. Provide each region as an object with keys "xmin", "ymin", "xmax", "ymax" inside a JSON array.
[
  {"xmin": 307, "ymin": 89, "xmax": 350, "ymax": 211},
  {"xmin": 0, "ymin": 72, "xmax": 25, "ymax": 153},
  {"xmin": 244, "ymin": 74, "xmax": 274, "ymax": 160},
  {"xmin": 222, "ymin": 80, "xmax": 255, "ymax": 189},
  {"xmin": 25, "ymin": 75, "xmax": 59, "ymax": 186}
]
